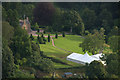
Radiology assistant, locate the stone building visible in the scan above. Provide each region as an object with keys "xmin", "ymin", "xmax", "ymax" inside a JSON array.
[{"xmin": 19, "ymin": 17, "xmax": 32, "ymax": 33}]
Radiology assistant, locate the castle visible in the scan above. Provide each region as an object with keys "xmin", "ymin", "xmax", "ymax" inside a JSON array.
[{"xmin": 19, "ymin": 17, "xmax": 32, "ymax": 33}]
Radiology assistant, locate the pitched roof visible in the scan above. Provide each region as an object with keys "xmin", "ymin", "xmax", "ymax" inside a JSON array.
[{"xmin": 67, "ymin": 52, "xmax": 103, "ymax": 64}]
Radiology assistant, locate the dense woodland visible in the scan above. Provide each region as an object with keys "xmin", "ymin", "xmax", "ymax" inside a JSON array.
[{"xmin": 2, "ymin": 2, "xmax": 120, "ymax": 79}]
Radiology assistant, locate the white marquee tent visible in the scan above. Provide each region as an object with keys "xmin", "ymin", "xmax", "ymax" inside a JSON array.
[{"xmin": 67, "ymin": 52, "xmax": 106, "ymax": 65}]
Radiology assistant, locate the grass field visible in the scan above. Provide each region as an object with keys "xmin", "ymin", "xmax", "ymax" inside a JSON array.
[
  {"xmin": 54, "ymin": 35, "xmax": 84, "ymax": 54},
  {"xmin": 33, "ymin": 34, "xmax": 85, "ymax": 68}
]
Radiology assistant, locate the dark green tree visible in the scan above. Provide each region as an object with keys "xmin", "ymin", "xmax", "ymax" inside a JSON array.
[
  {"xmin": 62, "ymin": 32, "xmax": 65, "ymax": 37},
  {"xmin": 2, "ymin": 7, "xmax": 7, "ymax": 21},
  {"xmin": 30, "ymin": 34, "xmax": 34, "ymax": 40},
  {"xmin": 41, "ymin": 34, "xmax": 46, "ymax": 42},
  {"xmin": 85, "ymin": 61, "xmax": 107, "ymax": 78},
  {"xmin": 37, "ymin": 35, "xmax": 40, "ymax": 41},
  {"xmin": 2, "ymin": 38, "xmax": 15, "ymax": 78},
  {"xmin": 106, "ymin": 54, "xmax": 119, "ymax": 76},
  {"xmin": 37, "ymin": 29, "xmax": 39, "ymax": 33},
  {"xmin": 2, "ymin": 22, "xmax": 15, "ymax": 78},
  {"xmin": 7, "ymin": 9, "xmax": 19, "ymax": 28},
  {"xmin": 98, "ymin": 9, "xmax": 113, "ymax": 34},
  {"xmin": 10, "ymin": 27, "xmax": 32, "ymax": 58},
  {"xmin": 38, "ymin": 58, "xmax": 54, "ymax": 73},
  {"xmin": 108, "ymin": 36, "xmax": 120, "ymax": 53},
  {"xmin": 80, "ymin": 28, "xmax": 105, "ymax": 54},
  {"xmin": 48, "ymin": 34, "xmax": 50, "ymax": 42},
  {"xmin": 81, "ymin": 8, "xmax": 97, "ymax": 31},
  {"xmin": 55, "ymin": 33, "xmax": 58, "ymax": 39},
  {"xmin": 39, "ymin": 37, "xmax": 45, "ymax": 44},
  {"xmin": 41, "ymin": 34, "xmax": 44, "ymax": 38}
]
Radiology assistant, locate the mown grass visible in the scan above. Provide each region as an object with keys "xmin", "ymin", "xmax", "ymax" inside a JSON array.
[
  {"xmin": 54, "ymin": 35, "xmax": 84, "ymax": 54},
  {"xmin": 33, "ymin": 35, "xmax": 84, "ymax": 68}
]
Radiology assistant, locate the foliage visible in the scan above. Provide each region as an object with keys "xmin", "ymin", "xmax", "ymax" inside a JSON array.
[
  {"xmin": 81, "ymin": 8, "xmax": 97, "ymax": 31},
  {"xmin": 33, "ymin": 2, "xmax": 56, "ymax": 25},
  {"xmin": 85, "ymin": 61, "xmax": 107, "ymax": 78},
  {"xmin": 6, "ymin": 9, "xmax": 19, "ymax": 28},
  {"xmin": 32, "ymin": 22, "xmax": 39, "ymax": 30},
  {"xmin": 108, "ymin": 36, "xmax": 120, "ymax": 53},
  {"xmin": 63, "ymin": 10, "xmax": 84, "ymax": 34},
  {"xmin": 38, "ymin": 58, "xmax": 54, "ymax": 73},
  {"xmin": 2, "ymin": 21, "xmax": 14, "ymax": 43},
  {"xmin": 48, "ymin": 34, "xmax": 50, "ymax": 42},
  {"xmin": 55, "ymin": 33, "xmax": 58, "ymax": 38},
  {"xmin": 106, "ymin": 54, "xmax": 119, "ymax": 76},
  {"xmin": 80, "ymin": 28, "xmax": 105, "ymax": 54},
  {"xmin": 2, "ymin": 38, "xmax": 15, "ymax": 78},
  {"xmin": 62, "ymin": 32, "xmax": 65, "ymax": 37},
  {"xmin": 2, "ymin": 7, "xmax": 7, "ymax": 21},
  {"xmin": 30, "ymin": 34, "xmax": 34, "ymax": 40},
  {"xmin": 10, "ymin": 27, "xmax": 32, "ymax": 58}
]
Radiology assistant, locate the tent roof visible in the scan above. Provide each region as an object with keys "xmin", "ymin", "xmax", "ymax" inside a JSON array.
[{"xmin": 67, "ymin": 52, "xmax": 102, "ymax": 64}]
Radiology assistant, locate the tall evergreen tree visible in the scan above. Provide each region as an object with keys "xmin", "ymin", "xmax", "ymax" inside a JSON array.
[
  {"xmin": 48, "ymin": 34, "xmax": 50, "ymax": 42},
  {"xmin": 55, "ymin": 33, "xmax": 58, "ymax": 38}
]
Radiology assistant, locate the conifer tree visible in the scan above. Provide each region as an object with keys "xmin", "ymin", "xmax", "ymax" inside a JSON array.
[
  {"xmin": 48, "ymin": 34, "xmax": 50, "ymax": 42},
  {"xmin": 55, "ymin": 33, "xmax": 58, "ymax": 38},
  {"xmin": 62, "ymin": 32, "xmax": 65, "ymax": 37}
]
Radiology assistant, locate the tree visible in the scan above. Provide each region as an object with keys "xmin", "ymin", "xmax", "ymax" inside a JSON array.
[
  {"xmin": 106, "ymin": 54, "xmax": 119, "ymax": 76},
  {"xmin": 2, "ymin": 22, "xmax": 15, "ymax": 78},
  {"xmin": 38, "ymin": 58, "xmax": 54, "ymax": 73},
  {"xmin": 85, "ymin": 61, "xmax": 107, "ymax": 78},
  {"xmin": 37, "ymin": 35, "xmax": 40, "ymax": 41},
  {"xmin": 80, "ymin": 28, "xmax": 105, "ymax": 54},
  {"xmin": 39, "ymin": 37, "xmax": 45, "ymax": 44},
  {"xmin": 7, "ymin": 9, "xmax": 19, "ymax": 28},
  {"xmin": 52, "ymin": 8, "xmax": 64, "ymax": 31},
  {"xmin": 2, "ymin": 38, "xmax": 15, "ymax": 78},
  {"xmin": 30, "ymin": 34, "xmax": 34, "ymax": 40},
  {"xmin": 81, "ymin": 8, "xmax": 97, "ymax": 31},
  {"xmin": 2, "ymin": 21, "xmax": 14, "ymax": 43},
  {"xmin": 33, "ymin": 2, "xmax": 56, "ymax": 26},
  {"xmin": 98, "ymin": 9, "xmax": 113, "ymax": 34},
  {"xmin": 63, "ymin": 10, "xmax": 84, "ymax": 34},
  {"xmin": 48, "ymin": 34, "xmax": 50, "ymax": 42},
  {"xmin": 62, "ymin": 32, "xmax": 65, "ymax": 37},
  {"xmin": 80, "ymin": 23, "xmax": 85, "ymax": 36},
  {"xmin": 34, "ymin": 22, "xmax": 39, "ymax": 30},
  {"xmin": 10, "ymin": 27, "xmax": 32, "ymax": 58},
  {"xmin": 41, "ymin": 34, "xmax": 46, "ymax": 42},
  {"xmin": 108, "ymin": 36, "xmax": 120, "ymax": 53},
  {"xmin": 2, "ymin": 7, "xmax": 7, "ymax": 21},
  {"xmin": 55, "ymin": 33, "xmax": 58, "ymax": 39},
  {"xmin": 37, "ymin": 29, "xmax": 39, "ymax": 33},
  {"xmin": 41, "ymin": 34, "xmax": 44, "ymax": 38}
]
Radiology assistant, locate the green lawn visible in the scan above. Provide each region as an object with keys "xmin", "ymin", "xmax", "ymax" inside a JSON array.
[
  {"xmin": 54, "ymin": 35, "xmax": 84, "ymax": 54},
  {"xmin": 33, "ymin": 34, "xmax": 85, "ymax": 68}
]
